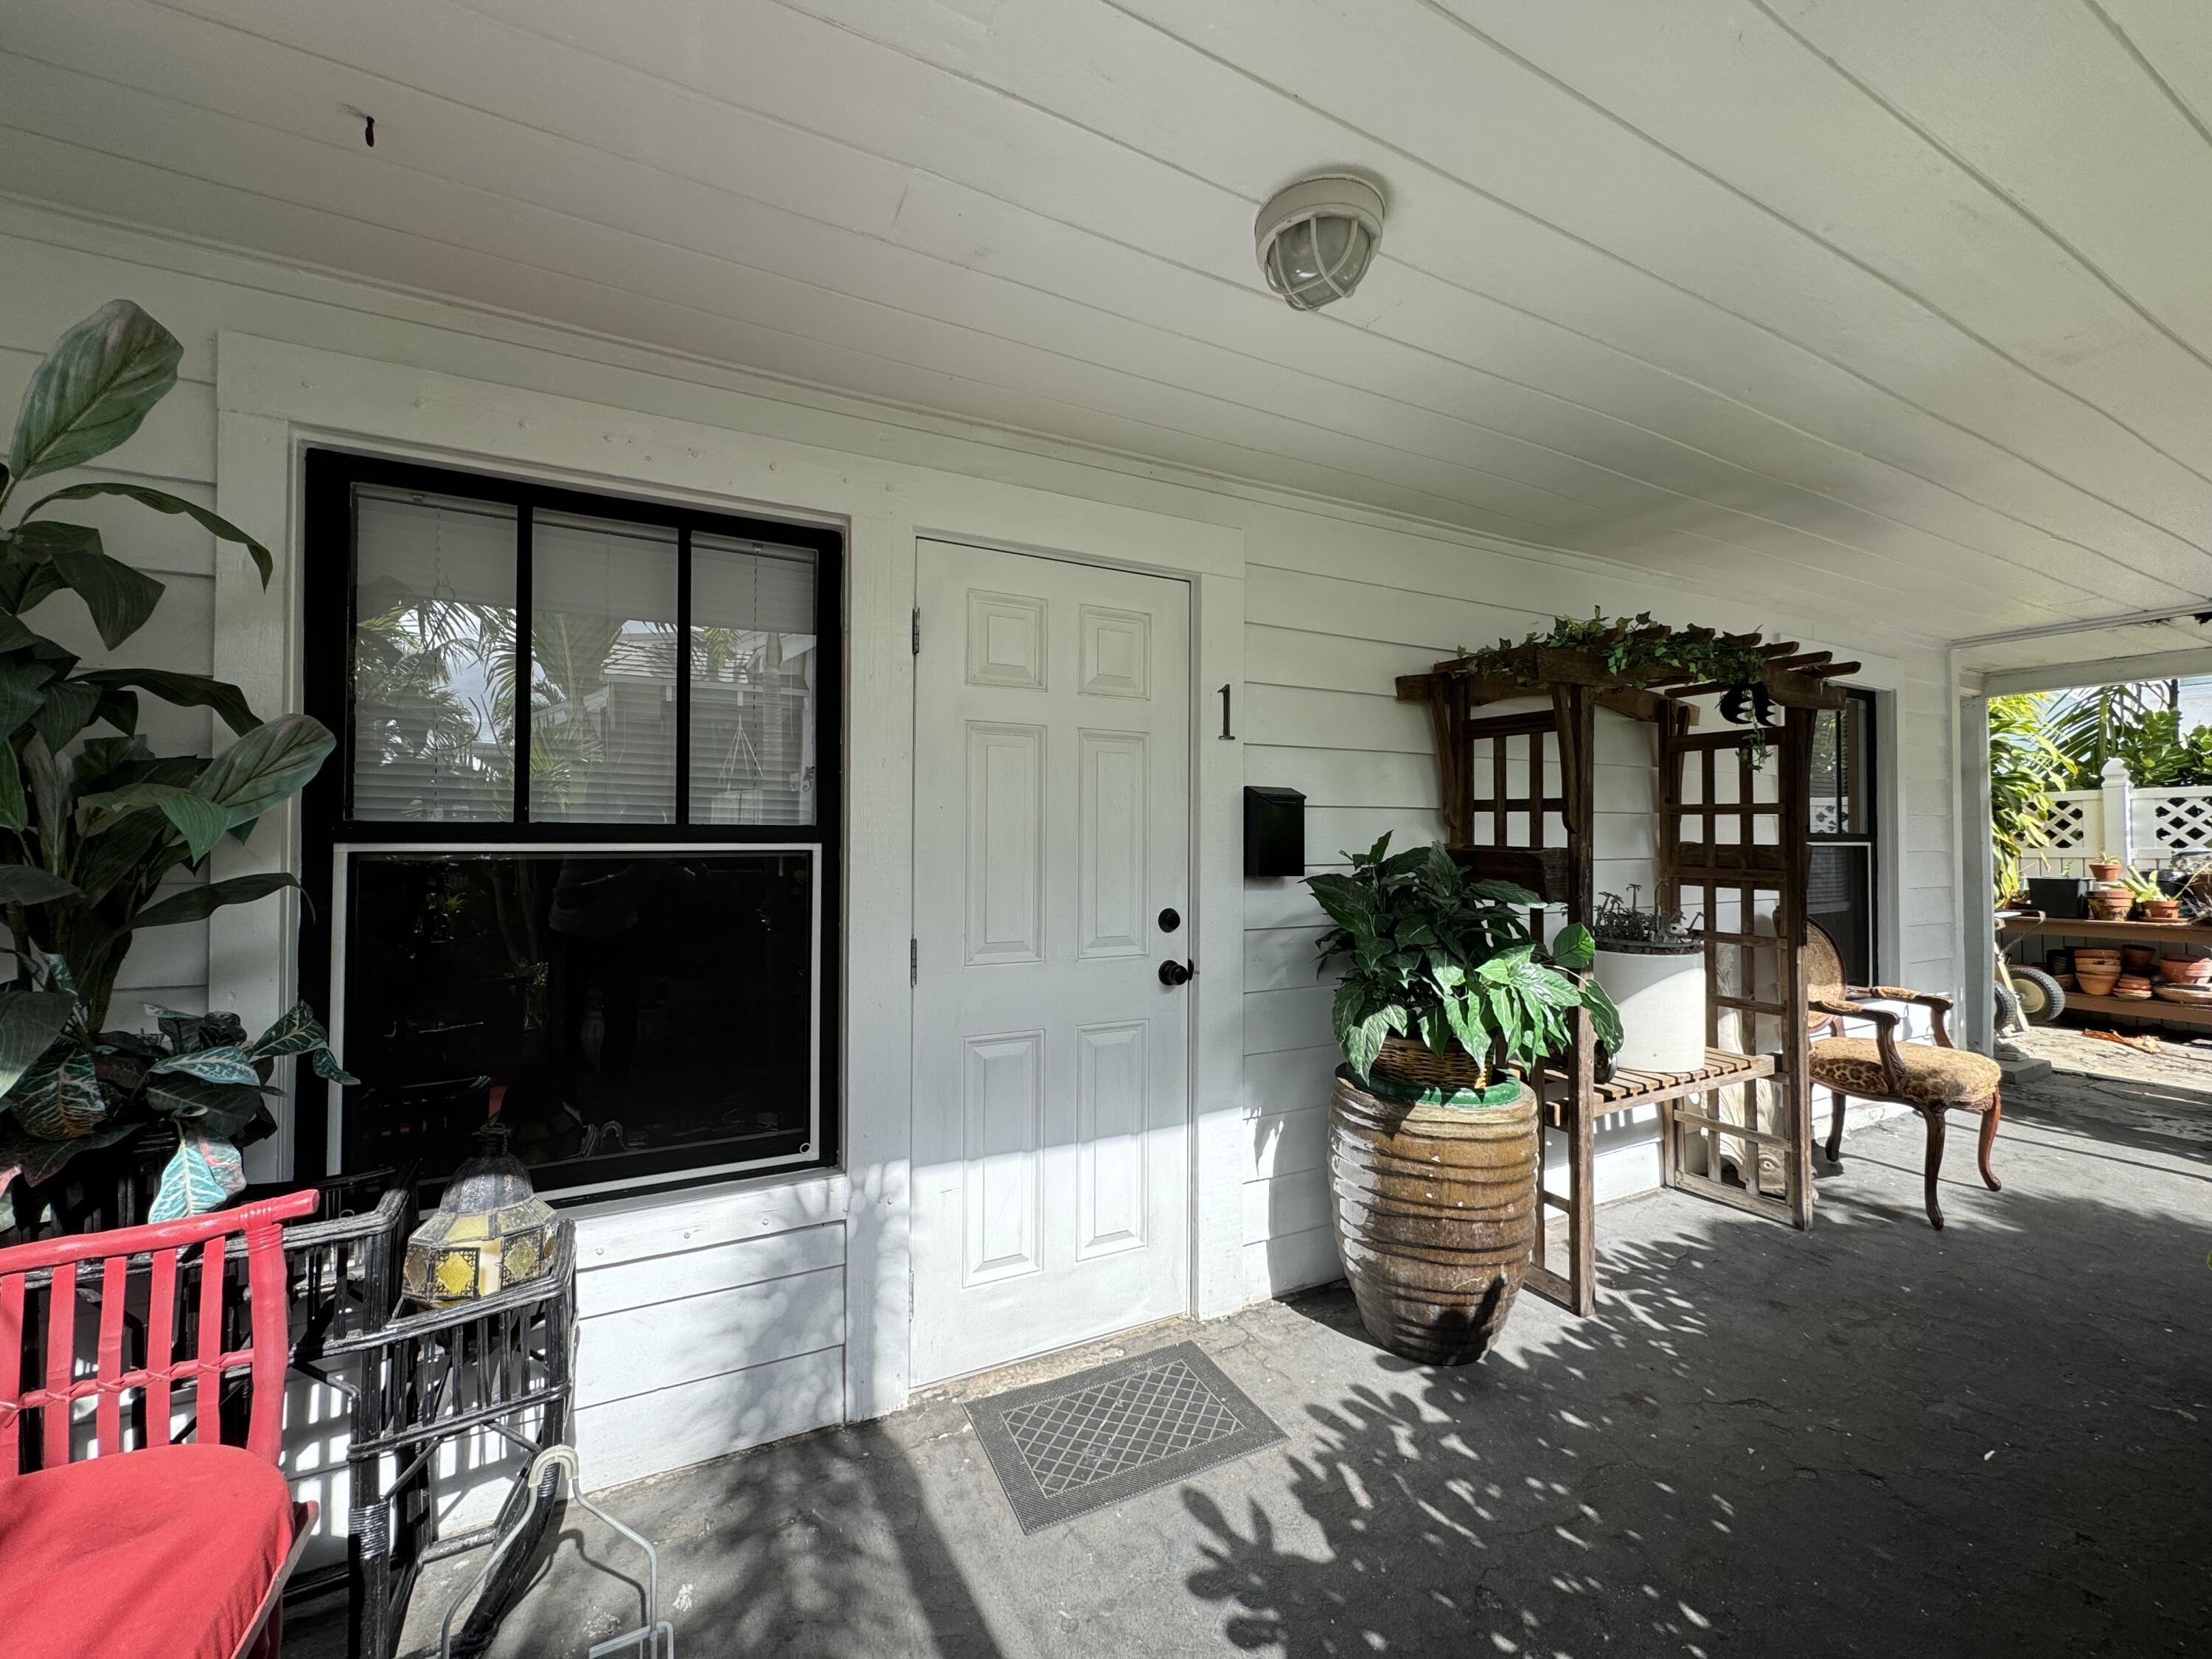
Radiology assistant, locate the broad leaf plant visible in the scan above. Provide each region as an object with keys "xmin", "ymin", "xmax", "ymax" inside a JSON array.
[
  {"xmin": 0, "ymin": 301, "xmax": 349, "ymax": 1229},
  {"xmin": 1308, "ymin": 835, "xmax": 1622, "ymax": 1089}
]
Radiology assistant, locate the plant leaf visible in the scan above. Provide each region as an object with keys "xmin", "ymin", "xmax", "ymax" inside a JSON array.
[
  {"xmin": 145, "ymin": 1074, "xmax": 264, "ymax": 1138},
  {"xmin": 74, "ymin": 669, "xmax": 260, "ymax": 738},
  {"xmin": 146, "ymin": 1127, "xmax": 245, "ymax": 1222},
  {"xmin": 1583, "ymin": 980, "xmax": 1625, "ymax": 1054},
  {"xmin": 32, "ymin": 676, "xmax": 101, "ymax": 755},
  {"xmin": 309, "ymin": 1046, "xmax": 361, "ymax": 1086},
  {"xmin": 0, "ymin": 866, "xmax": 77, "ymax": 905},
  {"xmin": 129, "ymin": 871, "xmax": 299, "ymax": 930},
  {"xmin": 31, "ymin": 524, "xmax": 166, "ymax": 650},
  {"xmin": 193, "ymin": 712, "xmax": 335, "ymax": 824},
  {"xmin": 1551, "ymin": 922, "xmax": 1596, "ymax": 972},
  {"xmin": 0, "ymin": 1119, "xmax": 134, "ymax": 1202},
  {"xmin": 80, "ymin": 782, "xmax": 230, "ymax": 863},
  {"xmin": 0, "ymin": 990, "xmax": 78, "ymax": 1099},
  {"xmin": 0, "ymin": 654, "xmax": 58, "ymax": 738},
  {"xmin": 0, "ymin": 742, "xmax": 24, "ymax": 834},
  {"xmin": 150, "ymin": 1044, "xmax": 260, "ymax": 1085},
  {"xmin": 246, "ymin": 1000, "xmax": 331, "ymax": 1059},
  {"xmin": 7, "ymin": 301, "xmax": 182, "ymax": 484},
  {"xmin": 7, "ymin": 1046, "xmax": 103, "ymax": 1138},
  {"xmin": 21, "ymin": 481, "xmax": 272, "ymax": 586}
]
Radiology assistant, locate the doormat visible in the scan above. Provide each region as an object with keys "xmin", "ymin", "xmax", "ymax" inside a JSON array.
[{"xmin": 964, "ymin": 1341, "xmax": 1285, "ymax": 1534}]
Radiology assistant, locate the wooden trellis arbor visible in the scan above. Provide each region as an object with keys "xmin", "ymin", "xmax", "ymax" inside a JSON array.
[{"xmin": 1397, "ymin": 626, "xmax": 1857, "ymax": 1314}]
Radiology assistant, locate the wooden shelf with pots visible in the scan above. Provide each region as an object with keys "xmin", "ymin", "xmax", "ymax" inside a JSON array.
[
  {"xmin": 2060, "ymin": 990, "xmax": 2212, "ymax": 1028},
  {"xmin": 2002, "ymin": 914, "xmax": 2212, "ymax": 947}
]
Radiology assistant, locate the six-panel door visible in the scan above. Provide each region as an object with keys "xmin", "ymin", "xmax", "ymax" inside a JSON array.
[{"xmin": 911, "ymin": 540, "xmax": 1192, "ymax": 1384}]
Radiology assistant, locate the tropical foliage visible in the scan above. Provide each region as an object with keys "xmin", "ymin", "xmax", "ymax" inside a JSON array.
[
  {"xmin": 1307, "ymin": 835, "xmax": 1621, "ymax": 1088},
  {"xmin": 2041, "ymin": 679, "xmax": 2212, "ymax": 789},
  {"xmin": 0, "ymin": 299, "xmax": 345, "ymax": 1228},
  {"xmin": 1988, "ymin": 693, "xmax": 2069, "ymax": 905}
]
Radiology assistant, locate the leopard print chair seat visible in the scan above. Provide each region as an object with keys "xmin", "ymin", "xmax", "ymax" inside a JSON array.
[{"xmin": 1806, "ymin": 925, "xmax": 2002, "ymax": 1229}]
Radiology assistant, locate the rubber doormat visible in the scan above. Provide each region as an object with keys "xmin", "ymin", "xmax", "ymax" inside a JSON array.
[{"xmin": 964, "ymin": 1341, "xmax": 1285, "ymax": 1533}]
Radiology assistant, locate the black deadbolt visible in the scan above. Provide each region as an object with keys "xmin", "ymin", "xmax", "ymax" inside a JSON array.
[
  {"xmin": 1158, "ymin": 907, "xmax": 1181, "ymax": 933},
  {"xmin": 1158, "ymin": 959, "xmax": 1194, "ymax": 987}
]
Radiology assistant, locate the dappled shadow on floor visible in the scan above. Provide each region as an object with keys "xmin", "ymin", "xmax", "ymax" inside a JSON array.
[
  {"xmin": 384, "ymin": 1417, "xmax": 1004, "ymax": 1659},
  {"xmin": 1183, "ymin": 1105, "xmax": 2211, "ymax": 1658}
]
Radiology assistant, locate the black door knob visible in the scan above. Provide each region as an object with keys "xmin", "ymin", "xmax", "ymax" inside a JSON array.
[{"xmin": 1158, "ymin": 959, "xmax": 1194, "ymax": 987}]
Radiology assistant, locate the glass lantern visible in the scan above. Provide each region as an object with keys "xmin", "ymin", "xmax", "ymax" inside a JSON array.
[{"xmin": 402, "ymin": 1121, "xmax": 560, "ymax": 1306}]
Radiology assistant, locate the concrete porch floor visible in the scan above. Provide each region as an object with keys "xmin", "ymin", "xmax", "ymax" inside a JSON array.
[{"xmin": 298, "ymin": 1060, "xmax": 2211, "ymax": 1659}]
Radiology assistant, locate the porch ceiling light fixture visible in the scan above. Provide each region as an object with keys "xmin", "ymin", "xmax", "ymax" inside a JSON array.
[{"xmin": 1255, "ymin": 174, "xmax": 1385, "ymax": 310}]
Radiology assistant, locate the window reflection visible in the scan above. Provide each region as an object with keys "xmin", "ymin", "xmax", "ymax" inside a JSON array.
[
  {"xmin": 350, "ymin": 489, "xmax": 518, "ymax": 821},
  {"xmin": 339, "ymin": 849, "xmax": 814, "ymax": 1191}
]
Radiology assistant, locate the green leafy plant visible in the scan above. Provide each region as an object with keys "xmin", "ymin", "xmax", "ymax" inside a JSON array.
[
  {"xmin": 1307, "ymin": 835, "xmax": 1621, "ymax": 1087},
  {"xmin": 1462, "ymin": 610, "xmax": 1771, "ymax": 700},
  {"xmin": 2118, "ymin": 867, "xmax": 2163, "ymax": 903},
  {"xmin": 1988, "ymin": 693, "xmax": 2069, "ymax": 905},
  {"xmin": 1590, "ymin": 886, "xmax": 1702, "ymax": 950},
  {"xmin": 0, "ymin": 300, "xmax": 343, "ymax": 1228}
]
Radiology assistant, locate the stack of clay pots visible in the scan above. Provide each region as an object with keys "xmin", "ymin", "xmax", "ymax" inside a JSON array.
[
  {"xmin": 2074, "ymin": 948, "xmax": 2121, "ymax": 998},
  {"xmin": 2155, "ymin": 953, "xmax": 2212, "ymax": 1005}
]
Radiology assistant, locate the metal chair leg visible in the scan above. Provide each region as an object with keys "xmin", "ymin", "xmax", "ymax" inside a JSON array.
[{"xmin": 438, "ymin": 1445, "xmax": 674, "ymax": 1659}]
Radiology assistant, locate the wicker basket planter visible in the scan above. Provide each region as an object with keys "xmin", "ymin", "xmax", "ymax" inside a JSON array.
[{"xmin": 1328, "ymin": 1062, "xmax": 1538, "ymax": 1366}]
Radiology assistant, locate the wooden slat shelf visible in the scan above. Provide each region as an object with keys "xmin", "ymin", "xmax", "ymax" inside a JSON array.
[
  {"xmin": 2062, "ymin": 990, "xmax": 2212, "ymax": 1029},
  {"xmin": 2003, "ymin": 915, "xmax": 2212, "ymax": 947},
  {"xmin": 1541, "ymin": 1047, "xmax": 1773, "ymax": 1110}
]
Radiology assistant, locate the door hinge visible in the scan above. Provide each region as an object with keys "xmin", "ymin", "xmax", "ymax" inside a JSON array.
[
  {"xmin": 911, "ymin": 608, "xmax": 920, "ymax": 655},
  {"xmin": 911, "ymin": 937, "xmax": 918, "ymax": 985}
]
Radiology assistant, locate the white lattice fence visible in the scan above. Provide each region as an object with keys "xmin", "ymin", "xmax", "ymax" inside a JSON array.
[
  {"xmin": 2017, "ymin": 774, "xmax": 2212, "ymax": 877},
  {"xmin": 2140, "ymin": 786, "xmax": 2212, "ymax": 862}
]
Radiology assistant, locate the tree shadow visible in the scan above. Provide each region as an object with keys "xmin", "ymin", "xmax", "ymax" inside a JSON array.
[
  {"xmin": 370, "ymin": 1417, "xmax": 1004, "ymax": 1659},
  {"xmin": 1182, "ymin": 1113, "xmax": 2211, "ymax": 1657}
]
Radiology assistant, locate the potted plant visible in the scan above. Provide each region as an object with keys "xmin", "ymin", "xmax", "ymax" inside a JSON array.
[
  {"xmin": 2121, "ymin": 868, "xmax": 2180, "ymax": 922},
  {"xmin": 1588, "ymin": 887, "xmax": 1707, "ymax": 1074},
  {"xmin": 2087, "ymin": 853, "xmax": 2126, "ymax": 886},
  {"xmin": 0, "ymin": 300, "xmax": 349, "ymax": 1236},
  {"xmin": 1307, "ymin": 835, "xmax": 1621, "ymax": 1365}
]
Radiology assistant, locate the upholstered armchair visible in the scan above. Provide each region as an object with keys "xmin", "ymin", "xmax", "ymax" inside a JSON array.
[{"xmin": 1804, "ymin": 925, "xmax": 2003, "ymax": 1229}]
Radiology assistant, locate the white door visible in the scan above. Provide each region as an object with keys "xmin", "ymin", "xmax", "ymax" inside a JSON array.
[{"xmin": 911, "ymin": 540, "xmax": 1192, "ymax": 1384}]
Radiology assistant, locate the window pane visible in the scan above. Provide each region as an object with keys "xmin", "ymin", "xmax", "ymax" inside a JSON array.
[
  {"xmin": 1810, "ymin": 697, "xmax": 1873, "ymax": 838},
  {"xmin": 350, "ymin": 487, "xmax": 517, "ymax": 821},
  {"xmin": 1809, "ymin": 844, "xmax": 1874, "ymax": 985},
  {"xmin": 689, "ymin": 532, "xmax": 818, "ymax": 825},
  {"xmin": 338, "ymin": 849, "xmax": 815, "ymax": 1189},
  {"xmin": 529, "ymin": 512, "xmax": 678, "ymax": 823}
]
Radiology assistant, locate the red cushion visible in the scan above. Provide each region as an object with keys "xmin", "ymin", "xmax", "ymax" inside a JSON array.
[{"xmin": 0, "ymin": 1443, "xmax": 295, "ymax": 1659}]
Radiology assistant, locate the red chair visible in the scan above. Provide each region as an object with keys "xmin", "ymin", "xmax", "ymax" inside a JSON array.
[{"xmin": 0, "ymin": 1189, "xmax": 320, "ymax": 1659}]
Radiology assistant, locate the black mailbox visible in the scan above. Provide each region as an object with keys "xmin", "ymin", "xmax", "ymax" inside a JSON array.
[{"xmin": 1244, "ymin": 785, "xmax": 1306, "ymax": 878}]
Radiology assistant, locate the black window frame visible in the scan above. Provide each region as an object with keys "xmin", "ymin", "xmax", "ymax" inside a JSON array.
[
  {"xmin": 1807, "ymin": 686, "xmax": 1880, "ymax": 987},
  {"xmin": 297, "ymin": 448, "xmax": 843, "ymax": 1200}
]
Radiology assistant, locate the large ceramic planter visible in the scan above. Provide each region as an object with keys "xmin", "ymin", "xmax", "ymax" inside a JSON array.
[
  {"xmin": 1328, "ymin": 1065, "xmax": 1537, "ymax": 1366},
  {"xmin": 1592, "ymin": 941, "xmax": 1707, "ymax": 1073}
]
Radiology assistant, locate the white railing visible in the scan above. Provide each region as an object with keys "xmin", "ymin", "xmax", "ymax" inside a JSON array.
[{"xmin": 2017, "ymin": 759, "xmax": 2212, "ymax": 877}]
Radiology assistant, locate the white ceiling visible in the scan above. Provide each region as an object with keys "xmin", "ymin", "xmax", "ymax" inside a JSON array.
[{"xmin": 7, "ymin": 0, "xmax": 2212, "ymax": 648}]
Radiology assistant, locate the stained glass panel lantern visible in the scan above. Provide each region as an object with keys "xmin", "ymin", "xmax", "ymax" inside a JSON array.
[{"xmin": 402, "ymin": 1121, "xmax": 559, "ymax": 1305}]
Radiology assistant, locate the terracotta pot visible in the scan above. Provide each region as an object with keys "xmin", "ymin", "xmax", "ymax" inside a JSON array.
[
  {"xmin": 2159, "ymin": 956, "xmax": 2212, "ymax": 984},
  {"xmin": 2089, "ymin": 860, "xmax": 2125, "ymax": 885},
  {"xmin": 2141, "ymin": 898, "xmax": 2183, "ymax": 923},
  {"xmin": 2121, "ymin": 945, "xmax": 2160, "ymax": 974},
  {"xmin": 1329, "ymin": 1068, "xmax": 1537, "ymax": 1366},
  {"xmin": 2088, "ymin": 894, "xmax": 2133, "ymax": 921},
  {"xmin": 2076, "ymin": 970, "xmax": 2121, "ymax": 997}
]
